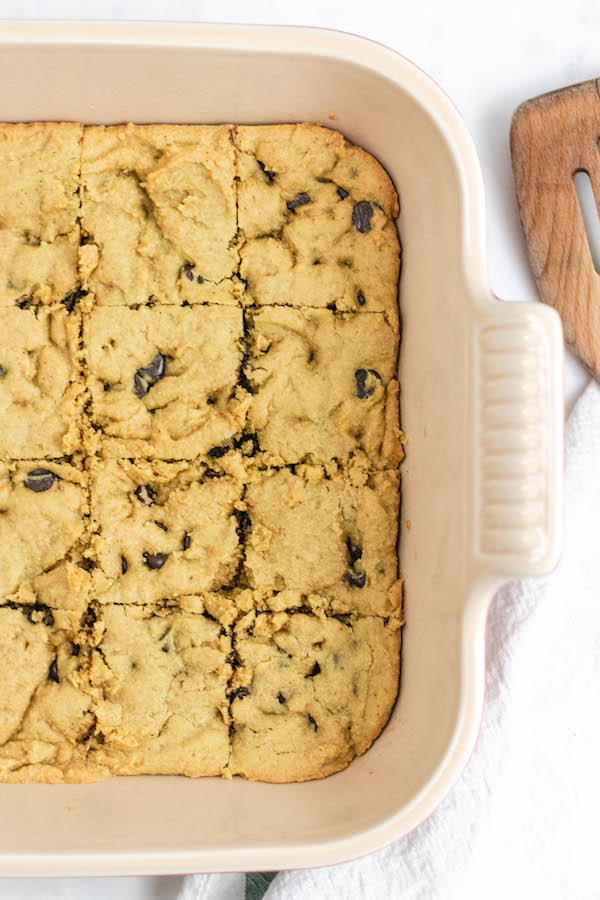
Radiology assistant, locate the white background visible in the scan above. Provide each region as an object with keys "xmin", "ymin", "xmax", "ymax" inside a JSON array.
[{"xmin": 0, "ymin": 1, "xmax": 594, "ymax": 897}]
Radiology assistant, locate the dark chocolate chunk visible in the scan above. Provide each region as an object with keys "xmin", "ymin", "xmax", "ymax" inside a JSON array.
[
  {"xmin": 307, "ymin": 714, "xmax": 318, "ymax": 731},
  {"xmin": 182, "ymin": 532, "xmax": 191, "ymax": 551},
  {"xmin": 103, "ymin": 382, "xmax": 111, "ymax": 391},
  {"xmin": 208, "ymin": 445, "xmax": 229, "ymax": 459},
  {"xmin": 337, "ymin": 185, "xmax": 349, "ymax": 200},
  {"xmin": 182, "ymin": 263, "xmax": 195, "ymax": 281},
  {"xmin": 134, "ymin": 484, "xmax": 156, "ymax": 506},
  {"xmin": 352, "ymin": 200, "xmax": 374, "ymax": 233},
  {"xmin": 81, "ymin": 607, "xmax": 97, "ymax": 628},
  {"xmin": 196, "ymin": 274, "xmax": 205, "ymax": 284},
  {"xmin": 121, "ymin": 555, "xmax": 128, "ymax": 574},
  {"xmin": 277, "ymin": 692, "xmax": 286, "ymax": 704},
  {"xmin": 316, "ymin": 177, "xmax": 332, "ymax": 184},
  {"xmin": 71, "ymin": 642, "xmax": 80, "ymax": 657},
  {"xmin": 24, "ymin": 468, "xmax": 57, "ymax": 493},
  {"xmin": 234, "ymin": 508, "xmax": 251, "ymax": 538},
  {"xmin": 306, "ymin": 661, "xmax": 321, "ymax": 678},
  {"xmin": 48, "ymin": 659, "xmax": 59, "ymax": 683},
  {"xmin": 286, "ymin": 192, "xmax": 311, "ymax": 212},
  {"xmin": 206, "ymin": 394, "xmax": 216, "ymax": 405},
  {"xmin": 42, "ymin": 609, "xmax": 55, "ymax": 627},
  {"xmin": 233, "ymin": 685, "xmax": 251, "ymax": 700},
  {"xmin": 204, "ymin": 469, "xmax": 222, "ymax": 479},
  {"xmin": 161, "ymin": 645, "xmax": 169, "ymax": 653},
  {"xmin": 355, "ymin": 368, "xmax": 381, "ymax": 400},
  {"xmin": 154, "ymin": 521, "xmax": 168, "ymax": 532},
  {"xmin": 133, "ymin": 353, "xmax": 166, "ymax": 399},
  {"xmin": 313, "ymin": 258, "xmax": 321, "ymax": 266},
  {"xmin": 234, "ymin": 432, "xmax": 260, "ymax": 455},
  {"xmin": 143, "ymin": 551, "xmax": 169, "ymax": 570},
  {"xmin": 0, "ymin": 365, "xmax": 6, "ymax": 378},
  {"xmin": 346, "ymin": 570, "xmax": 367, "ymax": 588},
  {"xmin": 346, "ymin": 537, "xmax": 363, "ymax": 562},
  {"xmin": 357, "ymin": 291, "xmax": 366, "ymax": 306},
  {"xmin": 257, "ymin": 159, "xmax": 276, "ymax": 183}
]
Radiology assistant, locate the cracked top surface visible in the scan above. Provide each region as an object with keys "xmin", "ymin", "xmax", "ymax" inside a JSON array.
[
  {"xmin": 236, "ymin": 124, "xmax": 400, "ymax": 322},
  {"xmin": 80, "ymin": 124, "xmax": 238, "ymax": 306},
  {"xmin": 84, "ymin": 305, "xmax": 248, "ymax": 459},
  {"xmin": 0, "ymin": 123, "xmax": 81, "ymax": 308},
  {"xmin": 0, "ymin": 307, "xmax": 83, "ymax": 459},
  {"xmin": 248, "ymin": 306, "xmax": 403, "ymax": 468},
  {"xmin": 90, "ymin": 459, "xmax": 243, "ymax": 605},
  {"xmin": 87, "ymin": 603, "xmax": 231, "ymax": 776},
  {"xmin": 244, "ymin": 467, "xmax": 401, "ymax": 617},
  {"xmin": 0, "ymin": 460, "xmax": 87, "ymax": 599},
  {"xmin": 229, "ymin": 611, "xmax": 401, "ymax": 782}
]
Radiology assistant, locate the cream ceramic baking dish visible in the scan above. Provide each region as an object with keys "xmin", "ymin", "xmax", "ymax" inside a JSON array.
[{"xmin": 0, "ymin": 21, "xmax": 563, "ymax": 876}]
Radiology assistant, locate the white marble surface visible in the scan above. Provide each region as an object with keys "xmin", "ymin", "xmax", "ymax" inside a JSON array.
[{"xmin": 0, "ymin": 0, "xmax": 595, "ymax": 896}]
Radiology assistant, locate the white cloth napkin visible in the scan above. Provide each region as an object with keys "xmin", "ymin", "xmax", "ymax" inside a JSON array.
[{"xmin": 180, "ymin": 379, "xmax": 600, "ymax": 900}]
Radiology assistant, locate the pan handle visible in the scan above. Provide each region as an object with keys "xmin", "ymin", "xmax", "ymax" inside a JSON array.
[{"xmin": 474, "ymin": 300, "xmax": 564, "ymax": 577}]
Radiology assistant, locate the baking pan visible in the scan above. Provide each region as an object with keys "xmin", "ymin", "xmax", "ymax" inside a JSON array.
[{"xmin": 0, "ymin": 21, "xmax": 563, "ymax": 876}]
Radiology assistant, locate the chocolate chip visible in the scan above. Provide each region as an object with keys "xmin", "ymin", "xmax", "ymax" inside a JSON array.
[
  {"xmin": 208, "ymin": 445, "xmax": 229, "ymax": 459},
  {"xmin": 352, "ymin": 200, "xmax": 374, "ymax": 233},
  {"xmin": 204, "ymin": 469, "xmax": 222, "ymax": 479},
  {"xmin": 121, "ymin": 555, "xmax": 128, "ymax": 574},
  {"xmin": 182, "ymin": 533, "xmax": 191, "ymax": 551},
  {"xmin": 346, "ymin": 538, "xmax": 363, "ymax": 562},
  {"xmin": 233, "ymin": 685, "xmax": 251, "ymax": 700},
  {"xmin": 133, "ymin": 353, "xmax": 166, "ymax": 399},
  {"xmin": 306, "ymin": 661, "xmax": 321, "ymax": 677},
  {"xmin": 277, "ymin": 693, "xmax": 286, "ymax": 704},
  {"xmin": 337, "ymin": 186, "xmax": 349, "ymax": 200},
  {"xmin": 42, "ymin": 609, "xmax": 55, "ymax": 627},
  {"xmin": 346, "ymin": 570, "xmax": 366, "ymax": 588},
  {"xmin": 134, "ymin": 484, "xmax": 156, "ymax": 506},
  {"xmin": 228, "ymin": 649, "xmax": 242, "ymax": 668},
  {"xmin": 316, "ymin": 177, "xmax": 332, "ymax": 184},
  {"xmin": 24, "ymin": 468, "xmax": 57, "ymax": 493},
  {"xmin": 257, "ymin": 159, "xmax": 276, "ymax": 183},
  {"xmin": 357, "ymin": 291, "xmax": 366, "ymax": 306},
  {"xmin": 0, "ymin": 365, "xmax": 6, "ymax": 378},
  {"xmin": 103, "ymin": 383, "xmax": 111, "ymax": 391},
  {"xmin": 307, "ymin": 714, "xmax": 318, "ymax": 731},
  {"xmin": 206, "ymin": 394, "xmax": 216, "ymax": 405},
  {"xmin": 48, "ymin": 659, "xmax": 59, "ymax": 683},
  {"xmin": 182, "ymin": 263, "xmax": 195, "ymax": 281},
  {"xmin": 71, "ymin": 642, "xmax": 80, "ymax": 657},
  {"xmin": 81, "ymin": 607, "xmax": 97, "ymax": 628},
  {"xmin": 143, "ymin": 552, "xmax": 169, "ymax": 570},
  {"xmin": 196, "ymin": 274, "xmax": 205, "ymax": 284},
  {"xmin": 234, "ymin": 432, "xmax": 260, "ymax": 456},
  {"xmin": 326, "ymin": 302, "xmax": 337, "ymax": 311},
  {"xmin": 234, "ymin": 509, "xmax": 251, "ymax": 539},
  {"xmin": 355, "ymin": 368, "xmax": 381, "ymax": 400},
  {"xmin": 161, "ymin": 645, "xmax": 169, "ymax": 653},
  {"xmin": 154, "ymin": 521, "xmax": 168, "ymax": 532},
  {"xmin": 286, "ymin": 192, "xmax": 311, "ymax": 212}
]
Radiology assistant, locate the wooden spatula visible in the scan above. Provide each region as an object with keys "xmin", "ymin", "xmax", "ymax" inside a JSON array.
[{"xmin": 511, "ymin": 78, "xmax": 600, "ymax": 379}]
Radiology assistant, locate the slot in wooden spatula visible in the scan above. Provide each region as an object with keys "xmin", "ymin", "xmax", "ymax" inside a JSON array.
[{"xmin": 511, "ymin": 78, "xmax": 600, "ymax": 379}]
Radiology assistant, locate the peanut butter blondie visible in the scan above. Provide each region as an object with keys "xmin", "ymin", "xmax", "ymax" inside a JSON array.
[{"xmin": 0, "ymin": 122, "xmax": 402, "ymax": 784}]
